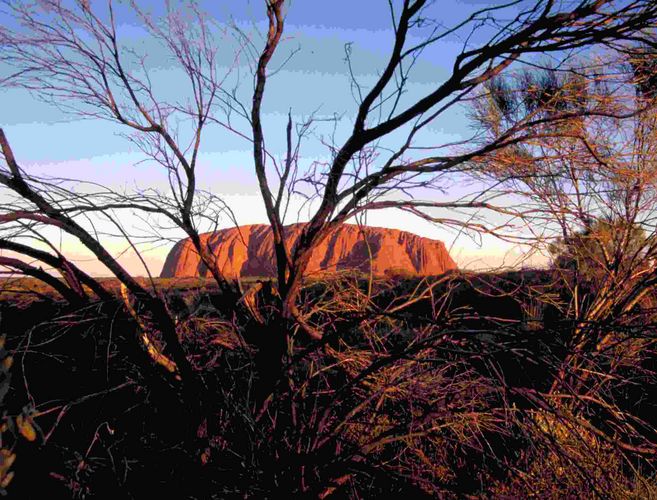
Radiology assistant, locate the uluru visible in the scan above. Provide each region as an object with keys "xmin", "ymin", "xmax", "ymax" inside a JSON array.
[{"xmin": 160, "ymin": 223, "xmax": 457, "ymax": 279}]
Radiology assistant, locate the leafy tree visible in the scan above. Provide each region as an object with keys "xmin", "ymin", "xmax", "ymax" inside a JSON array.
[{"xmin": 549, "ymin": 219, "xmax": 648, "ymax": 286}]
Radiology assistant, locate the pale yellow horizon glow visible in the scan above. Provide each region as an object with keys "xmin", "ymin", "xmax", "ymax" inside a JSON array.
[{"xmin": 5, "ymin": 193, "xmax": 545, "ymax": 279}]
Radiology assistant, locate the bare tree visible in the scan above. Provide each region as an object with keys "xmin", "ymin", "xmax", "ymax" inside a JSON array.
[
  {"xmin": 1, "ymin": 0, "xmax": 655, "ymax": 326},
  {"xmin": 0, "ymin": 0, "xmax": 245, "ymax": 296},
  {"xmin": 2, "ymin": 1, "xmax": 657, "ymax": 496},
  {"xmin": 246, "ymin": 0, "xmax": 657, "ymax": 337}
]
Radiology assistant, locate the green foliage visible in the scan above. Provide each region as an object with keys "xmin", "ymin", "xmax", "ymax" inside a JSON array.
[
  {"xmin": 629, "ymin": 45, "xmax": 657, "ymax": 99},
  {"xmin": 549, "ymin": 219, "xmax": 647, "ymax": 284},
  {"xmin": 482, "ymin": 68, "xmax": 591, "ymax": 130}
]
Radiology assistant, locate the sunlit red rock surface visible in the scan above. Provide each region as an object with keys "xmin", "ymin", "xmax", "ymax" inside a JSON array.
[{"xmin": 160, "ymin": 223, "xmax": 457, "ymax": 279}]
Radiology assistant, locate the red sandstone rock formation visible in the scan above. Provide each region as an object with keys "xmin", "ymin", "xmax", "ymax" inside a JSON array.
[{"xmin": 160, "ymin": 223, "xmax": 457, "ymax": 279}]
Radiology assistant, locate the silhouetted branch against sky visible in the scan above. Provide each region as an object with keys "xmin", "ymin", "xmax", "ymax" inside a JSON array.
[
  {"xmin": 0, "ymin": 0, "xmax": 656, "ymax": 291},
  {"xmin": 6, "ymin": 7, "xmax": 657, "ymax": 496}
]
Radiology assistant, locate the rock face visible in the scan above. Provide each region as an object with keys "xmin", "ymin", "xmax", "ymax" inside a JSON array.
[{"xmin": 160, "ymin": 223, "xmax": 457, "ymax": 279}]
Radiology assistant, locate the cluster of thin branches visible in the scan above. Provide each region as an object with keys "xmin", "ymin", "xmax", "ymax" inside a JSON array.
[{"xmin": 1, "ymin": 0, "xmax": 657, "ymax": 497}]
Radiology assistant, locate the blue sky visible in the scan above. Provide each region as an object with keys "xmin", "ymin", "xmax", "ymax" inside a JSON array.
[{"xmin": 0, "ymin": 0, "xmax": 539, "ymax": 275}]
